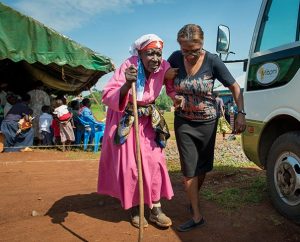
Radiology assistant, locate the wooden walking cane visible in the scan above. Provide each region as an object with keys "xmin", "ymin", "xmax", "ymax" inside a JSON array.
[{"xmin": 131, "ymin": 82, "xmax": 144, "ymax": 242}]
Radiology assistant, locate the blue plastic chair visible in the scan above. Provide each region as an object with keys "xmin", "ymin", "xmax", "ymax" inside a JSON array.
[
  {"xmin": 93, "ymin": 122, "xmax": 105, "ymax": 152},
  {"xmin": 74, "ymin": 116, "xmax": 92, "ymax": 151},
  {"xmin": 78, "ymin": 115, "xmax": 105, "ymax": 152}
]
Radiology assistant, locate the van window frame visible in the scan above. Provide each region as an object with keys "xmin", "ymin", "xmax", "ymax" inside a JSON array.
[{"xmin": 254, "ymin": 0, "xmax": 300, "ymax": 52}]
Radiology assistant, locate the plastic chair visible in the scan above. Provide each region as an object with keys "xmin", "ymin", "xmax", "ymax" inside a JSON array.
[
  {"xmin": 74, "ymin": 116, "xmax": 92, "ymax": 151},
  {"xmin": 93, "ymin": 122, "xmax": 105, "ymax": 152},
  {"xmin": 79, "ymin": 115, "xmax": 105, "ymax": 152}
]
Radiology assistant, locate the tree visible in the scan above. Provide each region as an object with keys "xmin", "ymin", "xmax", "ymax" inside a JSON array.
[
  {"xmin": 86, "ymin": 90, "xmax": 106, "ymax": 111},
  {"xmin": 156, "ymin": 87, "xmax": 173, "ymax": 111}
]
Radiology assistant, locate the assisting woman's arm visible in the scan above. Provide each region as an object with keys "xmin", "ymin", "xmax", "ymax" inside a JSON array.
[
  {"xmin": 228, "ymin": 82, "xmax": 246, "ymax": 133},
  {"xmin": 164, "ymin": 68, "xmax": 178, "ymax": 100}
]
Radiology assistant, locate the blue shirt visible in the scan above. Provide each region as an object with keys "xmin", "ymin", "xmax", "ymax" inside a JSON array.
[{"xmin": 79, "ymin": 106, "xmax": 99, "ymax": 124}]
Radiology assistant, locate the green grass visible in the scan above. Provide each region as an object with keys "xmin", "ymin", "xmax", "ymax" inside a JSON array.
[
  {"xmin": 90, "ymin": 107, "xmax": 175, "ymax": 130},
  {"xmin": 214, "ymin": 156, "xmax": 258, "ymax": 171},
  {"xmin": 201, "ymin": 175, "xmax": 267, "ymax": 210},
  {"xmin": 163, "ymin": 112, "xmax": 174, "ymax": 131},
  {"xmin": 167, "ymin": 159, "xmax": 181, "ymax": 173},
  {"xmin": 88, "ymin": 108, "xmax": 266, "ymax": 209}
]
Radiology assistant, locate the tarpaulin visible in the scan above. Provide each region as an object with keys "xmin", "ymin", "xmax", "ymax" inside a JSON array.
[{"xmin": 0, "ymin": 3, "xmax": 115, "ymax": 94}]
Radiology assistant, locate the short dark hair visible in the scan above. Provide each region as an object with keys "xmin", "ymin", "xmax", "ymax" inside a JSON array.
[
  {"xmin": 55, "ymin": 99, "xmax": 64, "ymax": 108},
  {"xmin": 82, "ymin": 98, "xmax": 91, "ymax": 107},
  {"xmin": 35, "ymin": 80, "xmax": 44, "ymax": 87},
  {"xmin": 21, "ymin": 93, "xmax": 31, "ymax": 102},
  {"xmin": 177, "ymin": 24, "xmax": 204, "ymax": 44},
  {"xmin": 70, "ymin": 100, "xmax": 80, "ymax": 110},
  {"xmin": 42, "ymin": 105, "xmax": 50, "ymax": 113}
]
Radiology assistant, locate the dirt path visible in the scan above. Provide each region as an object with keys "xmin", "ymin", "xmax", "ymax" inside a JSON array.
[{"xmin": 0, "ymin": 148, "xmax": 299, "ymax": 242}]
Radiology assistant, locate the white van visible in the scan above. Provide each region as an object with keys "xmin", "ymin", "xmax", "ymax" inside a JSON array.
[{"xmin": 217, "ymin": 0, "xmax": 300, "ymax": 224}]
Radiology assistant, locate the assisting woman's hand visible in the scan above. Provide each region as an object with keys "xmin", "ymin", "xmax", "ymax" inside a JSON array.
[
  {"xmin": 165, "ymin": 68, "xmax": 179, "ymax": 80},
  {"xmin": 234, "ymin": 113, "xmax": 246, "ymax": 134},
  {"xmin": 173, "ymin": 95, "xmax": 185, "ymax": 110}
]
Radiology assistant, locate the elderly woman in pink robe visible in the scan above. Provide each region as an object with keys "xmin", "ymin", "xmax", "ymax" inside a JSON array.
[{"xmin": 98, "ymin": 34, "xmax": 177, "ymax": 229}]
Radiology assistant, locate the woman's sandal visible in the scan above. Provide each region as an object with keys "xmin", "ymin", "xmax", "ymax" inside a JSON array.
[{"xmin": 177, "ymin": 217, "xmax": 205, "ymax": 232}]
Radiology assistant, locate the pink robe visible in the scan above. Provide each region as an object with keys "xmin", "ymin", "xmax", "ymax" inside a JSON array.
[{"xmin": 98, "ymin": 56, "xmax": 174, "ymax": 210}]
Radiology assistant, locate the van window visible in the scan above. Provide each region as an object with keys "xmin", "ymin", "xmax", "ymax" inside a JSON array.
[{"xmin": 255, "ymin": 0, "xmax": 299, "ymax": 52}]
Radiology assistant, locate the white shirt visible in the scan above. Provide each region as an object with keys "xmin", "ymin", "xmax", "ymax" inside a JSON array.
[
  {"xmin": 53, "ymin": 105, "xmax": 69, "ymax": 118},
  {"xmin": 39, "ymin": 113, "xmax": 53, "ymax": 133}
]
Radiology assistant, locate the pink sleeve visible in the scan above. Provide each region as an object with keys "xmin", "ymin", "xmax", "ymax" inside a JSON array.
[
  {"xmin": 164, "ymin": 61, "xmax": 176, "ymax": 100},
  {"xmin": 165, "ymin": 79, "xmax": 176, "ymax": 100},
  {"xmin": 102, "ymin": 58, "xmax": 135, "ymax": 112}
]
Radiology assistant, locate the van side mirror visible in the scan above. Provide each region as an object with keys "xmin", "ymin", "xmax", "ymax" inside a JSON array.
[{"xmin": 216, "ymin": 25, "xmax": 230, "ymax": 54}]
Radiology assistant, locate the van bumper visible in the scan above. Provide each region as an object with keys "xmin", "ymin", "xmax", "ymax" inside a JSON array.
[{"xmin": 242, "ymin": 119, "xmax": 265, "ymax": 168}]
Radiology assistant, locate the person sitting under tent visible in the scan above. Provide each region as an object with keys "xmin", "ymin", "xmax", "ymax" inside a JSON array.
[
  {"xmin": 79, "ymin": 98, "xmax": 102, "ymax": 124},
  {"xmin": 78, "ymin": 98, "xmax": 104, "ymax": 148},
  {"xmin": 69, "ymin": 99, "xmax": 85, "ymax": 145},
  {"xmin": 4, "ymin": 92, "xmax": 18, "ymax": 117},
  {"xmin": 1, "ymin": 94, "xmax": 34, "ymax": 152}
]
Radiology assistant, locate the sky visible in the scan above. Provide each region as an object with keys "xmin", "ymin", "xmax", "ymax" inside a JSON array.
[{"xmin": 2, "ymin": 0, "xmax": 262, "ymax": 91}]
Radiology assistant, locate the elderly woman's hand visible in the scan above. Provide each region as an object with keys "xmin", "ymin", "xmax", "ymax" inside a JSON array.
[
  {"xmin": 125, "ymin": 65, "xmax": 137, "ymax": 85},
  {"xmin": 234, "ymin": 113, "xmax": 246, "ymax": 134}
]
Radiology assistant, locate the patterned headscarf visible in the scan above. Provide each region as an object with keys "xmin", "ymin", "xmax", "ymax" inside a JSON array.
[
  {"xmin": 129, "ymin": 34, "xmax": 164, "ymax": 101},
  {"xmin": 129, "ymin": 34, "xmax": 164, "ymax": 56}
]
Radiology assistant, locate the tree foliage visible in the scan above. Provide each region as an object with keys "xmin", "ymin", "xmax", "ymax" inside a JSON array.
[
  {"xmin": 85, "ymin": 90, "xmax": 105, "ymax": 111},
  {"xmin": 156, "ymin": 87, "xmax": 173, "ymax": 111},
  {"xmin": 76, "ymin": 87, "xmax": 173, "ymax": 112}
]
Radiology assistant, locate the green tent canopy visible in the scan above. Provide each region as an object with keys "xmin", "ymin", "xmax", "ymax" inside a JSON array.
[{"xmin": 0, "ymin": 3, "xmax": 115, "ymax": 94}]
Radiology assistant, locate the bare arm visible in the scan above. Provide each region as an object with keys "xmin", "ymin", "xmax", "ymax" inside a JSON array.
[
  {"xmin": 228, "ymin": 82, "xmax": 246, "ymax": 133},
  {"xmin": 221, "ymin": 105, "xmax": 225, "ymax": 117},
  {"xmin": 164, "ymin": 67, "xmax": 178, "ymax": 81},
  {"xmin": 164, "ymin": 67, "xmax": 179, "ymax": 101}
]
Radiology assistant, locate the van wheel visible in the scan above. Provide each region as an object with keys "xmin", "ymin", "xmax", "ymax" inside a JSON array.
[{"xmin": 267, "ymin": 131, "xmax": 300, "ymax": 224}]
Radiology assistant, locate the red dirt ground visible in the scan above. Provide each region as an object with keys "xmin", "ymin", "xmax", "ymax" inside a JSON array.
[{"xmin": 0, "ymin": 148, "xmax": 299, "ymax": 242}]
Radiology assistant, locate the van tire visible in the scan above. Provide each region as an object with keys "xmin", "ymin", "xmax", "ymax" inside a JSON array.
[{"xmin": 266, "ymin": 131, "xmax": 300, "ymax": 224}]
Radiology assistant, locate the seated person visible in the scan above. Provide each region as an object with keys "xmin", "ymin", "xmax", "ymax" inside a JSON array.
[
  {"xmin": 69, "ymin": 100, "xmax": 85, "ymax": 144},
  {"xmin": 69, "ymin": 100, "xmax": 83, "ymax": 128},
  {"xmin": 79, "ymin": 98, "xmax": 104, "ymax": 148},
  {"xmin": 79, "ymin": 98, "xmax": 103, "ymax": 125},
  {"xmin": 4, "ymin": 93, "xmax": 18, "ymax": 117},
  {"xmin": 1, "ymin": 94, "xmax": 34, "ymax": 152}
]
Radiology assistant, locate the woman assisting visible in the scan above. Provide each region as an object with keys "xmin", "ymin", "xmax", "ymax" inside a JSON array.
[{"xmin": 166, "ymin": 24, "xmax": 246, "ymax": 232}]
